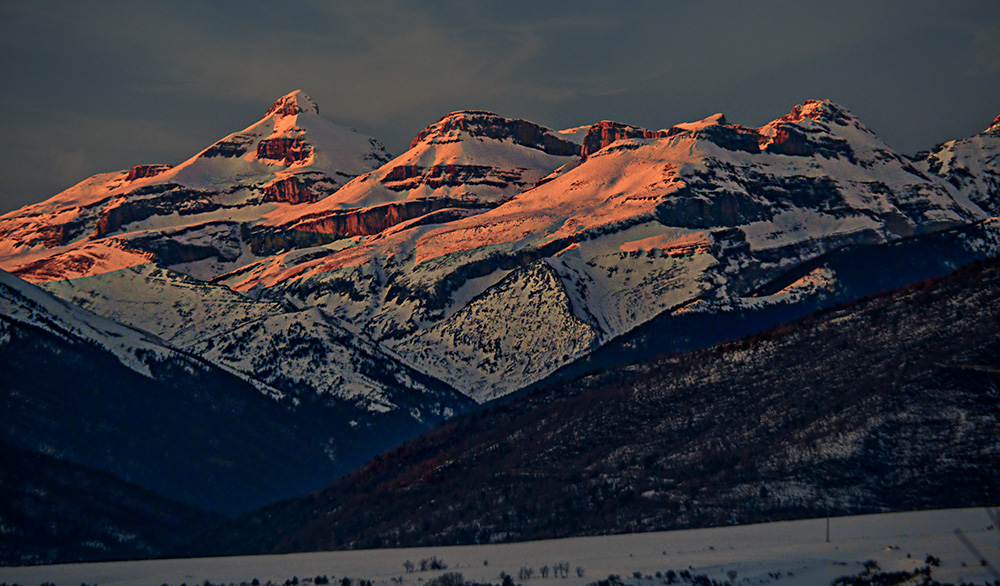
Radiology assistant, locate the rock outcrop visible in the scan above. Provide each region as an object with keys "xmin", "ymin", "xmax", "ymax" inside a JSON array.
[
  {"xmin": 201, "ymin": 134, "xmax": 255, "ymax": 158},
  {"xmin": 23, "ymin": 218, "xmax": 95, "ymax": 247},
  {"xmin": 692, "ymin": 123, "xmax": 762, "ymax": 154},
  {"xmin": 262, "ymin": 176, "xmax": 315, "ymax": 204},
  {"xmin": 290, "ymin": 198, "xmax": 493, "ymax": 240},
  {"xmin": 581, "ymin": 121, "xmax": 672, "ymax": 159},
  {"xmin": 125, "ymin": 222, "xmax": 244, "ymax": 265},
  {"xmin": 246, "ymin": 226, "xmax": 342, "ymax": 257},
  {"xmin": 757, "ymin": 99, "xmax": 861, "ymax": 162},
  {"xmin": 380, "ymin": 163, "xmax": 522, "ymax": 191},
  {"xmin": 125, "ymin": 164, "xmax": 173, "ymax": 182},
  {"xmin": 410, "ymin": 110, "xmax": 580, "ymax": 156},
  {"xmin": 256, "ymin": 137, "xmax": 313, "ymax": 165},
  {"xmin": 94, "ymin": 184, "xmax": 222, "ymax": 237}
]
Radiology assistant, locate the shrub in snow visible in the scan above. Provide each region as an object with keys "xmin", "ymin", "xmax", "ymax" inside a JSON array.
[{"xmin": 425, "ymin": 573, "xmax": 464, "ymax": 586}]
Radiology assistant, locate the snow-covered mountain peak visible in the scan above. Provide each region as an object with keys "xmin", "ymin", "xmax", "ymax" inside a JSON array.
[
  {"xmin": 189, "ymin": 89, "xmax": 384, "ymax": 171},
  {"xmin": 0, "ymin": 91, "xmax": 395, "ymax": 279},
  {"xmin": 260, "ymin": 110, "xmax": 584, "ymax": 219},
  {"xmin": 265, "ymin": 89, "xmax": 320, "ymax": 118},
  {"xmin": 3, "ymin": 95, "xmax": 999, "ymax": 410},
  {"xmin": 756, "ymin": 99, "xmax": 867, "ymax": 141},
  {"xmin": 752, "ymin": 98, "xmax": 888, "ymax": 161},
  {"xmin": 407, "ymin": 110, "xmax": 581, "ymax": 156},
  {"xmin": 409, "ymin": 110, "xmax": 499, "ymax": 147},
  {"xmin": 773, "ymin": 98, "xmax": 854, "ymax": 126},
  {"xmin": 580, "ymin": 101, "xmax": 871, "ymax": 163}
]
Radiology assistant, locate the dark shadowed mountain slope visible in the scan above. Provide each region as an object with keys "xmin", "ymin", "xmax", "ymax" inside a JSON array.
[
  {"xmin": 0, "ymin": 305, "xmax": 332, "ymax": 517},
  {"xmin": 188, "ymin": 255, "xmax": 1000, "ymax": 556},
  {"xmin": 0, "ymin": 269, "xmax": 471, "ymax": 518},
  {"xmin": 0, "ymin": 442, "xmax": 219, "ymax": 566}
]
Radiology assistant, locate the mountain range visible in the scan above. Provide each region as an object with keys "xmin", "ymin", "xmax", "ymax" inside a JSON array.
[
  {"xmin": 188, "ymin": 254, "xmax": 1000, "ymax": 555},
  {"xmin": 1, "ymin": 91, "xmax": 998, "ymax": 564}
]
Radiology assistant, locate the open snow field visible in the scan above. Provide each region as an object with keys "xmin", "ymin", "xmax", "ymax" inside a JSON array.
[{"xmin": 3, "ymin": 509, "xmax": 998, "ymax": 586}]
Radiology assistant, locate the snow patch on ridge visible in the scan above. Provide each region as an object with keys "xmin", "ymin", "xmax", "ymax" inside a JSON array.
[
  {"xmin": 39, "ymin": 263, "xmax": 286, "ymax": 347},
  {"xmin": 1, "ymin": 268, "xmax": 167, "ymax": 378}
]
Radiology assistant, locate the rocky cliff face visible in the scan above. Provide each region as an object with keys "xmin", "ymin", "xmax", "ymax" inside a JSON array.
[
  {"xmin": 263, "ymin": 176, "xmax": 315, "ymax": 204},
  {"xmin": 256, "ymin": 137, "xmax": 313, "ymax": 165},
  {"xmin": 581, "ymin": 120, "xmax": 672, "ymax": 158},
  {"xmin": 201, "ymin": 134, "xmax": 255, "ymax": 158},
  {"xmin": 288, "ymin": 198, "xmax": 493, "ymax": 240},
  {"xmin": 10, "ymin": 216, "xmax": 94, "ymax": 248},
  {"xmin": 409, "ymin": 110, "xmax": 581, "ymax": 156},
  {"xmin": 379, "ymin": 163, "xmax": 524, "ymax": 191},
  {"xmin": 246, "ymin": 199, "xmax": 495, "ymax": 257},
  {"xmin": 94, "ymin": 184, "xmax": 223, "ymax": 237},
  {"xmin": 125, "ymin": 164, "xmax": 173, "ymax": 181}
]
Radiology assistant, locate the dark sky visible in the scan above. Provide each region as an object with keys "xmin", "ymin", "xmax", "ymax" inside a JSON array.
[{"xmin": 1, "ymin": 1, "xmax": 998, "ymax": 214}]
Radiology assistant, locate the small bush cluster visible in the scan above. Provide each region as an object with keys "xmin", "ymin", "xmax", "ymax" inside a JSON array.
[
  {"xmin": 405, "ymin": 556, "xmax": 449, "ymax": 573},
  {"xmin": 506, "ymin": 562, "xmax": 573, "ymax": 581},
  {"xmin": 600, "ymin": 568, "xmax": 742, "ymax": 586},
  {"xmin": 426, "ymin": 573, "xmax": 465, "ymax": 586}
]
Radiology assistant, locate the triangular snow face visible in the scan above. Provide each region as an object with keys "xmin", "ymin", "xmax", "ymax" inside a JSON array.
[
  {"xmin": 175, "ymin": 89, "xmax": 391, "ymax": 195},
  {"xmin": 918, "ymin": 112, "xmax": 1000, "ymax": 218}
]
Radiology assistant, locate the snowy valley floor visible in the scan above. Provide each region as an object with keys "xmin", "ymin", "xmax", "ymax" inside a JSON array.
[{"xmin": 2, "ymin": 508, "xmax": 999, "ymax": 586}]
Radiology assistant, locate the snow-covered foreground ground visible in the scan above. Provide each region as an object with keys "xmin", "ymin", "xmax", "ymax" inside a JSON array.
[{"xmin": 3, "ymin": 509, "xmax": 998, "ymax": 586}]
